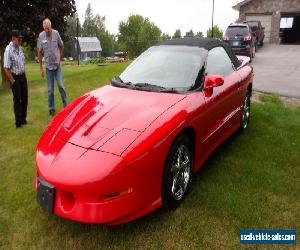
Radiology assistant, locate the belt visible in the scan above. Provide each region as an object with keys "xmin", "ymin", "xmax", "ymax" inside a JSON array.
[{"xmin": 12, "ymin": 73, "xmax": 25, "ymax": 77}]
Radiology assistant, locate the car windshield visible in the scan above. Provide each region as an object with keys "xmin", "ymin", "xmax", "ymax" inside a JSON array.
[
  {"xmin": 116, "ymin": 45, "xmax": 207, "ymax": 92},
  {"xmin": 226, "ymin": 26, "xmax": 249, "ymax": 36},
  {"xmin": 247, "ymin": 21, "xmax": 258, "ymax": 28},
  {"xmin": 246, "ymin": 22, "xmax": 259, "ymax": 31}
]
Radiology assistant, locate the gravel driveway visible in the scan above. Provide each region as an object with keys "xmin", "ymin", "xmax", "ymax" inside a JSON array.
[{"xmin": 251, "ymin": 44, "xmax": 300, "ymax": 98}]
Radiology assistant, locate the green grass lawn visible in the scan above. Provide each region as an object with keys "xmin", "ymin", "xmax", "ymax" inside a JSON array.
[{"xmin": 0, "ymin": 63, "xmax": 299, "ymax": 249}]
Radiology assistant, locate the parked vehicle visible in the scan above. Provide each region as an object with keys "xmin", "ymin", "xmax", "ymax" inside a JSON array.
[
  {"xmin": 106, "ymin": 52, "xmax": 127, "ymax": 63},
  {"xmin": 223, "ymin": 23, "xmax": 255, "ymax": 62},
  {"xmin": 105, "ymin": 56, "xmax": 125, "ymax": 63},
  {"xmin": 114, "ymin": 51, "xmax": 128, "ymax": 60},
  {"xmin": 35, "ymin": 38, "xmax": 253, "ymax": 225},
  {"xmin": 244, "ymin": 21, "xmax": 265, "ymax": 47}
]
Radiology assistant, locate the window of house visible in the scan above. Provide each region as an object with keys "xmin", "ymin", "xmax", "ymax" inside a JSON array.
[{"xmin": 280, "ymin": 18, "xmax": 294, "ymax": 29}]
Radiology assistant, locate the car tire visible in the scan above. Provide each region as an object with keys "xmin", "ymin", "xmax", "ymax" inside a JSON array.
[
  {"xmin": 249, "ymin": 52, "xmax": 253, "ymax": 63},
  {"xmin": 162, "ymin": 134, "xmax": 193, "ymax": 210},
  {"xmin": 260, "ymin": 40, "xmax": 264, "ymax": 46},
  {"xmin": 240, "ymin": 91, "xmax": 251, "ymax": 130}
]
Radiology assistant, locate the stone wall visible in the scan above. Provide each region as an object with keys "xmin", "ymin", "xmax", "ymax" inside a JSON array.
[{"xmin": 237, "ymin": 0, "xmax": 300, "ymax": 43}]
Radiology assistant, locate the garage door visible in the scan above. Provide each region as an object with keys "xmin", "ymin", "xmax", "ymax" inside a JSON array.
[{"xmin": 246, "ymin": 15, "xmax": 272, "ymax": 42}]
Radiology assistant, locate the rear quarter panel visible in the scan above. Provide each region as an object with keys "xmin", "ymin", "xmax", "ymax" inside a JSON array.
[{"xmin": 237, "ymin": 56, "xmax": 254, "ymax": 96}]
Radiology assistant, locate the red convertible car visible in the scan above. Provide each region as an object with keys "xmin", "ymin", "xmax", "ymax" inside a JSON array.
[{"xmin": 35, "ymin": 38, "xmax": 253, "ymax": 225}]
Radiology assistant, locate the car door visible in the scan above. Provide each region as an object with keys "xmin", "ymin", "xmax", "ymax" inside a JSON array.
[{"xmin": 201, "ymin": 46, "xmax": 242, "ymax": 153}]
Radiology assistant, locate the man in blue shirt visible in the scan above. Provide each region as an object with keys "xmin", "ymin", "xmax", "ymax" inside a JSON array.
[
  {"xmin": 38, "ymin": 18, "xmax": 68, "ymax": 116},
  {"xmin": 4, "ymin": 30, "xmax": 28, "ymax": 128}
]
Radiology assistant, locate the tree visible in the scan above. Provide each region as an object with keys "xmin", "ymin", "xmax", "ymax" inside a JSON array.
[
  {"xmin": 185, "ymin": 29, "xmax": 194, "ymax": 37},
  {"xmin": 22, "ymin": 43, "xmax": 37, "ymax": 61},
  {"xmin": 161, "ymin": 33, "xmax": 171, "ymax": 41},
  {"xmin": 206, "ymin": 25, "xmax": 223, "ymax": 40},
  {"xmin": 82, "ymin": 3, "xmax": 97, "ymax": 37},
  {"xmin": 93, "ymin": 14, "xmax": 116, "ymax": 57},
  {"xmin": 172, "ymin": 29, "xmax": 182, "ymax": 39},
  {"xmin": 0, "ymin": 0, "xmax": 76, "ymax": 86},
  {"xmin": 64, "ymin": 13, "xmax": 81, "ymax": 57},
  {"xmin": 118, "ymin": 15, "xmax": 162, "ymax": 58},
  {"xmin": 94, "ymin": 14, "xmax": 106, "ymax": 34},
  {"xmin": 80, "ymin": 4, "xmax": 116, "ymax": 57},
  {"xmin": 195, "ymin": 31, "xmax": 204, "ymax": 38},
  {"xmin": 100, "ymin": 31, "xmax": 116, "ymax": 57}
]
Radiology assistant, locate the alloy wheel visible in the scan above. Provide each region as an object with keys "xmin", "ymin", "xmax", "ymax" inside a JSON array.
[
  {"xmin": 241, "ymin": 94, "xmax": 250, "ymax": 129},
  {"xmin": 170, "ymin": 144, "xmax": 191, "ymax": 201}
]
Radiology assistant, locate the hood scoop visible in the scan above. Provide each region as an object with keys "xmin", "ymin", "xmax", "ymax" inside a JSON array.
[
  {"xmin": 63, "ymin": 98, "xmax": 104, "ymax": 131},
  {"xmin": 53, "ymin": 85, "xmax": 186, "ymax": 150}
]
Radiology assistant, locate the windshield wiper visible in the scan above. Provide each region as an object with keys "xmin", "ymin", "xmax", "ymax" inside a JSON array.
[
  {"xmin": 112, "ymin": 79, "xmax": 180, "ymax": 93},
  {"xmin": 115, "ymin": 76, "xmax": 124, "ymax": 83},
  {"xmin": 111, "ymin": 76, "xmax": 134, "ymax": 88},
  {"xmin": 133, "ymin": 83, "xmax": 178, "ymax": 92},
  {"xmin": 159, "ymin": 87, "xmax": 180, "ymax": 93},
  {"xmin": 134, "ymin": 82, "xmax": 165, "ymax": 89}
]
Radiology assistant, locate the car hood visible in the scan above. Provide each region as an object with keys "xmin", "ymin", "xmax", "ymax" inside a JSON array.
[{"xmin": 48, "ymin": 85, "xmax": 186, "ymax": 154}]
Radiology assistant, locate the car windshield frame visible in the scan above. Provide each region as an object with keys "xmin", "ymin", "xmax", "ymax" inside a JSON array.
[
  {"xmin": 112, "ymin": 45, "xmax": 208, "ymax": 93},
  {"xmin": 246, "ymin": 21, "xmax": 259, "ymax": 27}
]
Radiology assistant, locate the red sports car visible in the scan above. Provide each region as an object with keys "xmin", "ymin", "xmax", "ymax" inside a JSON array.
[{"xmin": 35, "ymin": 38, "xmax": 253, "ymax": 225}]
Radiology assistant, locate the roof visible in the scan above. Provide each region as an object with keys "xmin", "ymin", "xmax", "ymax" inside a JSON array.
[
  {"xmin": 158, "ymin": 37, "xmax": 241, "ymax": 68},
  {"xmin": 228, "ymin": 23, "xmax": 249, "ymax": 27},
  {"xmin": 159, "ymin": 37, "xmax": 225, "ymax": 50},
  {"xmin": 232, "ymin": 0, "xmax": 253, "ymax": 11},
  {"xmin": 77, "ymin": 37, "xmax": 102, "ymax": 52}
]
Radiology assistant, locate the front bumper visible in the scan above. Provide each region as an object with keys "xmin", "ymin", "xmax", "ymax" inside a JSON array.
[
  {"xmin": 35, "ymin": 138, "xmax": 161, "ymax": 225},
  {"xmin": 35, "ymin": 175, "xmax": 141, "ymax": 224}
]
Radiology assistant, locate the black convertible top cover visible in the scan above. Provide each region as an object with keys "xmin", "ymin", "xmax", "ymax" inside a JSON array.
[{"xmin": 158, "ymin": 37, "xmax": 241, "ymax": 68}]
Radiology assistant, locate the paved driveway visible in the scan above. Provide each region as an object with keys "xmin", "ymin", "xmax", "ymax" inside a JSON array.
[{"xmin": 251, "ymin": 44, "xmax": 300, "ymax": 98}]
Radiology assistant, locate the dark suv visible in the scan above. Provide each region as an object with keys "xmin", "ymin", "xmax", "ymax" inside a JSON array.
[
  {"xmin": 223, "ymin": 23, "xmax": 255, "ymax": 62},
  {"xmin": 244, "ymin": 21, "xmax": 265, "ymax": 47}
]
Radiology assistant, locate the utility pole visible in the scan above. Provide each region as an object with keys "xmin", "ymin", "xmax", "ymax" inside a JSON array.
[
  {"xmin": 211, "ymin": 0, "xmax": 215, "ymax": 38},
  {"xmin": 77, "ymin": 17, "xmax": 80, "ymax": 65}
]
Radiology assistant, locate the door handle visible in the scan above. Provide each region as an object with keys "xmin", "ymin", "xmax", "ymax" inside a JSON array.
[{"xmin": 236, "ymin": 81, "xmax": 241, "ymax": 88}]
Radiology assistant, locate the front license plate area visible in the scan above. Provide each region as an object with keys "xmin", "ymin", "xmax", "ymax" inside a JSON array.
[
  {"xmin": 37, "ymin": 177, "xmax": 55, "ymax": 213},
  {"xmin": 233, "ymin": 41, "xmax": 239, "ymax": 46}
]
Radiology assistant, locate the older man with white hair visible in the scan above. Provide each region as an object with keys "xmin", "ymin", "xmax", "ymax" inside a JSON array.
[{"xmin": 38, "ymin": 18, "xmax": 68, "ymax": 116}]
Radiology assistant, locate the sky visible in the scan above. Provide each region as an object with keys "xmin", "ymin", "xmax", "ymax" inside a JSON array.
[{"xmin": 75, "ymin": 0, "xmax": 242, "ymax": 36}]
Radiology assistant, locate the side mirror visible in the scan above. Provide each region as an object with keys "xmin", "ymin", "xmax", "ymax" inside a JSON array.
[{"xmin": 204, "ymin": 75, "xmax": 224, "ymax": 97}]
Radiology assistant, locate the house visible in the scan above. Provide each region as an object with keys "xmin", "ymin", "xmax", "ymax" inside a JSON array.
[
  {"xmin": 233, "ymin": 0, "xmax": 300, "ymax": 44},
  {"xmin": 74, "ymin": 37, "xmax": 102, "ymax": 60}
]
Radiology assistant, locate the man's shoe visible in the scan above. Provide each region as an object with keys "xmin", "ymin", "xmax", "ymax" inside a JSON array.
[
  {"xmin": 21, "ymin": 120, "xmax": 27, "ymax": 125},
  {"xmin": 16, "ymin": 124, "xmax": 22, "ymax": 128},
  {"xmin": 49, "ymin": 110, "xmax": 55, "ymax": 117}
]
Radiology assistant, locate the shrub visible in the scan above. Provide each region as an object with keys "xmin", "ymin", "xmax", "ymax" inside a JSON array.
[{"xmin": 86, "ymin": 57, "xmax": 107, "ymax": 64}]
